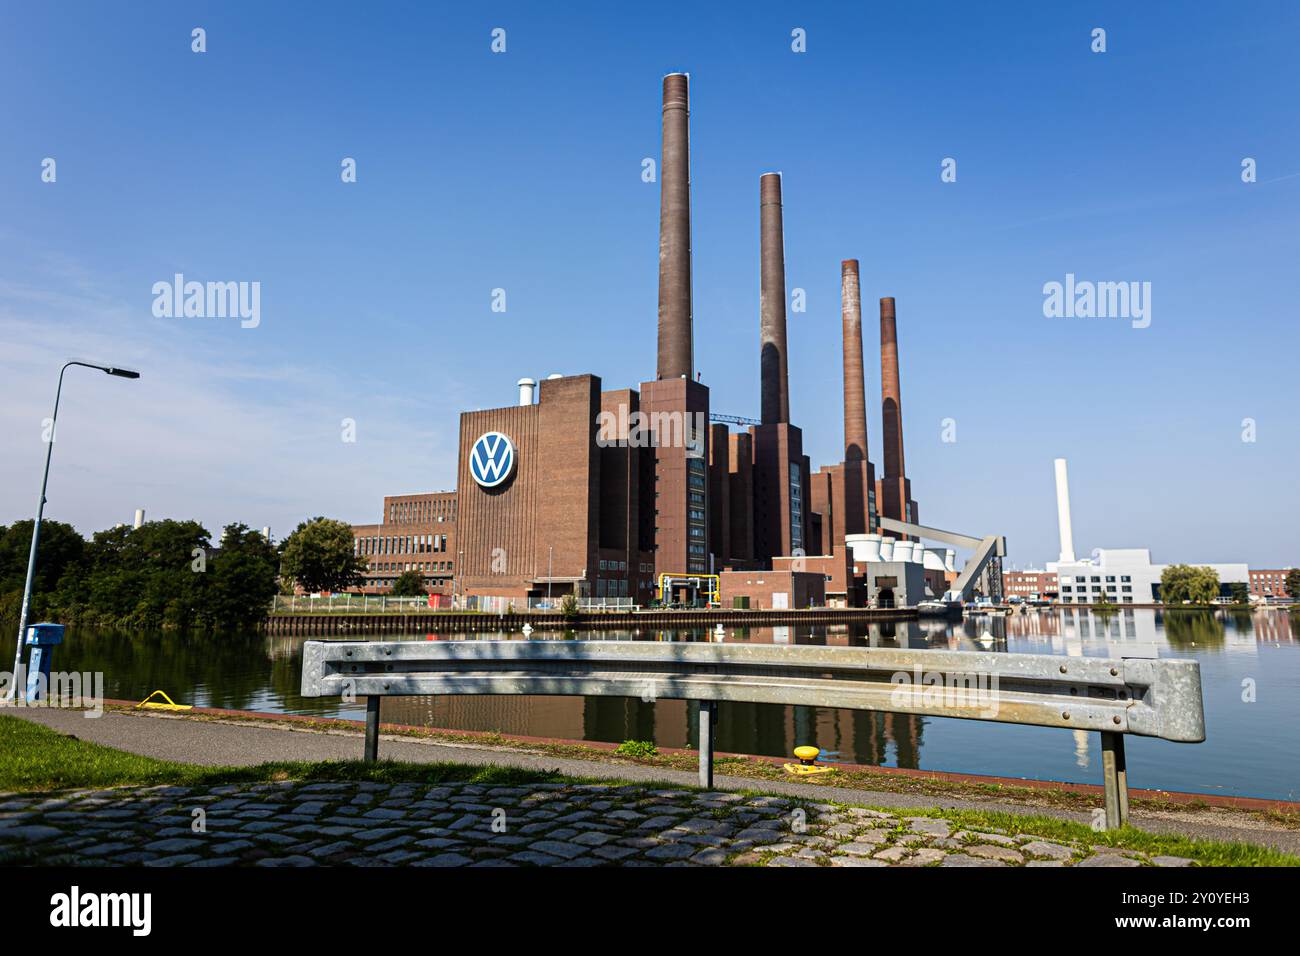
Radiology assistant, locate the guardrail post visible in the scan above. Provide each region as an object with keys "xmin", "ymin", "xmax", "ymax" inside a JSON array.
[
  {"xmin": 364, "ymin": 696, "xmax": 381, "ymax": 762},
  {"xmin": 698, "ymin": 701, "xmax": 717, "ymax": 788},
  {"xmin": 1100, "ymin": 731, "xmax": 1128, "ymax": 829}
]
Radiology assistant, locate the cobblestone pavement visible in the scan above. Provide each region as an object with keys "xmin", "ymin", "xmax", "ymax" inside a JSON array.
[{"xmin": 0, "ymin": 781, "xmax": 1196, "ymax": 867}]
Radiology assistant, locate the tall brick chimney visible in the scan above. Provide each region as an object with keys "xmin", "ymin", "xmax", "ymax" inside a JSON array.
[
  {"xmin": 656, "ymin": 73, "xmax": 693, "ymax": 381},
  {"xmin": 880, "ymin": 296, "xmax": 905, "ymax": 481},
  {"xmin": 841, "ymin": 260, "xmax": 867, "ymax": 460},
  {"xmin": 759, "ymin": 172, "xmax": 789, "ymax": 424}
]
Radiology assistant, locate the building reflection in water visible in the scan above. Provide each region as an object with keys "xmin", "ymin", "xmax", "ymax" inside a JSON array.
[{"xmin": 278, "ymin": 608, "xmax": 1296, "ymax": 777}]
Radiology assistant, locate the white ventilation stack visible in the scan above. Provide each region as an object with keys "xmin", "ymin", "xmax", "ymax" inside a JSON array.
[
  {"xmin": 943, "ymin": 549, "xmax": 957, "ymax": 573},
  {"xmin": 845, "ymin": 533, "xmax": 882, "ymax": 563},
  {"xmin": 261, "ymin": 526, "xmax": 272, "ymax": 542},
  {"xmin": 517, "ymin": 378, "xmax": 537, "ymax": 406},
  {"xmin": 878, "ymin": 537, "xmax": 895, "ymax": 561},
  {"xmin": 922, "ymin": 548, "xmax": 947, "ymax": 571},
  {"xmin": 133, "ymin": 509, "xmax": 145, "ymax": 529},
  {"xmin": 1054, "ymin": 458, "xmax": 1076, "ymax": 563}
]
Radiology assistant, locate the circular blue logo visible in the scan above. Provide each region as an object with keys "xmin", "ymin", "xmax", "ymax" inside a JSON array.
[{"xmin": 469, "ymin": 431, "xmax": 517, "ymax": 488}]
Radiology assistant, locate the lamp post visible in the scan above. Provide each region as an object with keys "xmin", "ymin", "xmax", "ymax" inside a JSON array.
[{"xmin": 5, "ymin": 361, "xmax": 140, "ymax": 701}]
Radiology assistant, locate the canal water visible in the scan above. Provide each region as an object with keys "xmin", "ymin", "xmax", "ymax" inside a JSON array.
[{"xmin": 4, "ymin": 608, "xmax": 1296, "ymax": 801}]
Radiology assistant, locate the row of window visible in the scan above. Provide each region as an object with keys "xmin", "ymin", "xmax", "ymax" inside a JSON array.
[
  {"xmin": 1061, "ymin": 596, "xmax": 1135, "ymax": 603},
  {"xmin": 355, "ymin": 533, "xmax": 450, "ymax": 556},
  {"xmin": 387, "ymin": 497, "xmax": 456, "ymax": 524},
  {"xmin": 1062, "ymin": 585, "xmax": 1133, "ymax": 594},
  {"xmin": 367, "ymin": 561, "xmax": 453, "ymax": 574},
  {"xmin": 1071, "ymin": 575, "xmax": 1132, "ymax": 583}
]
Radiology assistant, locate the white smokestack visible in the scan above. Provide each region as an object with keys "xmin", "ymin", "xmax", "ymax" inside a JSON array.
[
  {"xmin": 133, "ymin": 509, "xmax": 145, "ymax": 529},
  {"xmin": 517, "ymin": 378, "xmax": 537, "ymax": 406},
  {"xmin": 1054, "ymin": 458, "xmax": 1076, "ymax": 563}
]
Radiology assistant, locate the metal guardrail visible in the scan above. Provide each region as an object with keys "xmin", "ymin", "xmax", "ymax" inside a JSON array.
[{"xmin": 299, "ymin": 640, "xmax": 1205, "ymax": 830}]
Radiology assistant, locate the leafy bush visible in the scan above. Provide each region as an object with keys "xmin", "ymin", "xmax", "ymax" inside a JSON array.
[{"xmin": 614, "ymin": 740, "xmax": 658, "ymax": 758}]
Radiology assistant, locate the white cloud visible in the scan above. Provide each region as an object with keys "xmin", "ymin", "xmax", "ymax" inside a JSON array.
[{"xmin": 0, "ymin": 277, "xmax": 461, "ymax": 540}]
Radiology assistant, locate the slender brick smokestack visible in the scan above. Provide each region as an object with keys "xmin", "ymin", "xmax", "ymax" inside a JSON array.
[
  {"xmin": 657, "ymin": 73, "xmax": 692, "ymax": 380},
  {"xmin": 880, "ymin": 296, "xmax": 905, "ymax": 480},
  {"xmin": 759, "ymin": 172, "xmax": 789, "ymax": 424},
  {"xmin": 841, "ymin": 259, "xmax": 867, "ymax": 460}
]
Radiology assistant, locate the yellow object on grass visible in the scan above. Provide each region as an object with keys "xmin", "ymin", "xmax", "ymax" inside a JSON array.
[
  {"xmin": 783, "ymin": 744, "xmax": 836, "ymax": 776},
  {"xmin": 136, "ymin": 690, "xmax": 192, "ymax": 711}
]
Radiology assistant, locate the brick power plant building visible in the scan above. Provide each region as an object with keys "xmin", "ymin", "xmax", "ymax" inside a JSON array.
[{"xmin": 351, "ymin": 74, "xmax": 932, "ymax": 609}]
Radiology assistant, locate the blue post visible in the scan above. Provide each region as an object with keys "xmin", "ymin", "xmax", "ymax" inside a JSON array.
[{"xmin": 24, "ymin": 623, "xmax": 64, "ymax": 701}]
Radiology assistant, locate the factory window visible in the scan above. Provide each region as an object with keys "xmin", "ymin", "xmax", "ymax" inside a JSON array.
[
  {"xmin": 1122, "ymin": 597, "xmax": 1133, "ymax": 603},
  {"xmin": 1121, "ymin": 576, "xmax": 1131, "ymax": 582},
  {"xmin": 1090, "ymin": 576, "xmax": 1100, "ymax": 583},
  {"xmin": 1105, "ymin": 576, "xmax": 1115, "ymax": 583},
  {"xmin": 1062, "ymin": 586, "xmax": 1072, "ymax": 593},
  {"xmin": 1122, "ymin": 586, "xmax": 1132, "ymax": 592},
  {"xmin": 1075, "ymin": 576, "xmax": 1087, "ymax": 583},
  {"xmin": 599, "ymin": 560, "xmax": 607, "ymax": 570}
]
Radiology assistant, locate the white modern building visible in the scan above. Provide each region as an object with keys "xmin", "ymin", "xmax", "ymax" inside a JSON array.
[{"xmin": 1053, "ymin": 549, "xmax": 1249, "ymax": 604}]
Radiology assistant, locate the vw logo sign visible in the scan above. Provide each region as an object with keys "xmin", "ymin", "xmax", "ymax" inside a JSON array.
[{"xmin": 469, "ymin": 431, "xmax": 517, "ymax": 489}]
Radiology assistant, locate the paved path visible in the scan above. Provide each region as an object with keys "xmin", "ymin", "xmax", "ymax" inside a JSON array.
[
  {"xmin": 7, "ymin": 708, "xmax": 1298, "ymax": 856},
  {"xmin": 0, "ymin": 779, "xmax": 1195, "ymax": 868}
]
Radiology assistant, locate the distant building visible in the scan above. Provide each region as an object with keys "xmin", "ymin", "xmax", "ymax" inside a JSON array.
[
  {"xmin": 1249, "ymin": 568, "xmax": 1296, "ymax": 602},
  {"xmin": 718, "ymin": 569, "xmax": 826, "ymax": 609},
  {"xmin": 351, "ymin": 491, "xmax": 457, "ymax": 594},
  {"xmin": 1002, "ymin": 569, "xmax": 1059, "ymax": 600},
  {"xmin": 1053, "ymin": 549, "xmax": 1249, "ymax": 604}
]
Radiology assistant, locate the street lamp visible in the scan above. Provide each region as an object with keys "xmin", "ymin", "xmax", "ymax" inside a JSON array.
[{"xmin": 5, "ymin": 361, "xmax": 140, "ymax": 701}]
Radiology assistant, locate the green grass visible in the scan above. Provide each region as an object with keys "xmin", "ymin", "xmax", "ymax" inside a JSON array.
[
  {"xmin": 0, "ymin": 715, "xmax": 562, "ymax": 792},
  {"xmin": 867, "ymin": 804, "xmax": 1299, "ymax": 867},
  {"xmin": 4, "ymin": 715, "xmax": 1296, "ymax": 867}
]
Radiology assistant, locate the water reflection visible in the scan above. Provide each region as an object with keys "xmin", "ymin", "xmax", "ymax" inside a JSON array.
[{"xmin": 3, "ymin": 608, "xmax": 1296, "ymax": 800}]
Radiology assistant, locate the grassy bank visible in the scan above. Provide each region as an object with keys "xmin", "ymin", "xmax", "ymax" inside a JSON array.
[
  {"xmin": 0, "ymin": 714, "xmax": 561, "ymax": 792},
  {"xmin": 3, "ymin": 715, "xmax": 1297, "ymax": 866}
]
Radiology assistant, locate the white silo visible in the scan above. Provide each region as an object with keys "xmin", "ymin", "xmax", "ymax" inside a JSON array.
[{"xmin": 846, "ymin": 533, "xmax": 882, "ymax": 563}]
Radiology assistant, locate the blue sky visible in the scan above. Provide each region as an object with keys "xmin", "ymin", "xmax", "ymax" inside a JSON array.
[{"xmin": 2, "ymin": 1, "xmax": 1297, "ymax": 567}]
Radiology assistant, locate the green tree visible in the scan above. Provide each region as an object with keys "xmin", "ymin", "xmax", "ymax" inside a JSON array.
[
  {"xmin": 560, "ymin": 592, "xmax": 580, "ymax": 620},
  {"xmin": 278, "ymin": 518, "xmax": 366, "ymax": 593},
  {"xmin": 1285, "ymin": 569, "xmax": 1300, "ymax": 601},
  {"xmin": 1160, "ymin": 564, "xmax": 1220, "ymax": 605},
  {"xmin": 0, "ymin": 519, "xmax": 86, "ymax": 594},
  {"xmin": 390, "ymin": 569, "xmax": 426, "ymax": 597},
  {"xmin": 1228, "ymin": 582, "xmax": 1249, "ymax": 605},
  {"xmin": 207, "ymin": 524, "xmax": 280, "ymax": 627}
]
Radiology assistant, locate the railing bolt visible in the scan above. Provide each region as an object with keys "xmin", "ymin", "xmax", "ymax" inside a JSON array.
[
  {"xmin": 1110, "ymin": 667, "xmax": 1118, "ymax": 676},
  {"xmin": 1059, "ymin": 665, "xmax": 1067, "ymax": 673},
  {"xmin": 1113, "ymin": 716, "xmax": 1121, "ymax": 724},
  {"xmin": 1062, "ymin": 711, "xmax": 1070, "ymax": 720}
]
